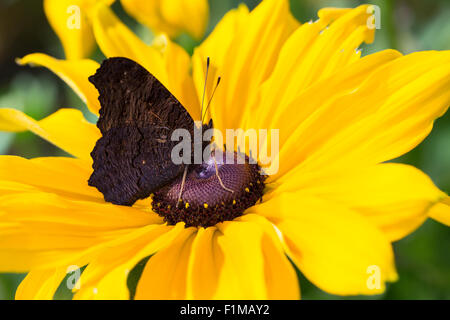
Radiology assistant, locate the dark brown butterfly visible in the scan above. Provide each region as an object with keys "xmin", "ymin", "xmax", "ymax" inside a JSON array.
[{"xmin": 88, "ymin": 57, "xmax": 212, "ymax": 206}]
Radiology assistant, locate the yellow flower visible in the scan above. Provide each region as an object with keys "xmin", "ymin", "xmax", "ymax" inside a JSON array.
[
  {"xmin": 121, "ymin": 0, "xmax": 209, "ymax": 40},
  {"xmin": 1, "ymin": 0, "xmax": 449, "ymax": 299},
  {"xmin": 43, "ymin": 0, "xmax": 114, "ymax": 60},
  {"xmin": 44, "ymin": 0, "xmax": 208, "ymax": 60}
]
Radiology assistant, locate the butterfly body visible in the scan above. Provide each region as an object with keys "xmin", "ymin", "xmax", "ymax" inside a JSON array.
[{"xmin": 88, "ymin": 57, "xmax": 211, "ymax": 206}]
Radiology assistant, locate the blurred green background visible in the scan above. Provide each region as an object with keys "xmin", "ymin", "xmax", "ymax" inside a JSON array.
[{"xmin": 0, "ymin": 0, "xmax": 449, "ymax": 299}]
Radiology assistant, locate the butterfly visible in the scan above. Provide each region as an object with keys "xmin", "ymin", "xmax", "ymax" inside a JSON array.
[{"xmin": 88, "ymin": 57, "xmax": 213, "ymax": 206}]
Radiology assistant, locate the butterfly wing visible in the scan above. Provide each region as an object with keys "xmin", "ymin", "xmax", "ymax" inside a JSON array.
[{"xmin": 88, "ymin": 57, "xmax": 195, "ymax": 206}]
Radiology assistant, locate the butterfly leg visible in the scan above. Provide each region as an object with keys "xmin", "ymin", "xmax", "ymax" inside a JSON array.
[
  {"xmin": 213, "ymin": 156, "xmax": 234, "ymax": 193},
  {"xmin": 176, "ymin": 165, "xmax": 189, "ymax": 208}
]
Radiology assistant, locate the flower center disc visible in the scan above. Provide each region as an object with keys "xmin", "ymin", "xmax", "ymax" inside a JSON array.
[{"xmin": 152, "ymin": 151, "xmax": 265, "ymax": 227}]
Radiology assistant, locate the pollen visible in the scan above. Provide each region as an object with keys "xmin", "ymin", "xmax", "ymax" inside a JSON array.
[
  {"xmin": 204, "ymin": 203, "xmax": 208, "ymax": 209},
  {"xmin": 185, "ymin": 202, "xmax": 190, "ymax": 209}
]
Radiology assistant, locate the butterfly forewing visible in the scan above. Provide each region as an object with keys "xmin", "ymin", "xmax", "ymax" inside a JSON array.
[{"xmin": 88, "ymin": 57, "xmax": 195, "ymax": 206}]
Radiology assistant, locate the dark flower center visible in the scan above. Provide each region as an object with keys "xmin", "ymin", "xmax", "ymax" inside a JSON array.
[{"xmin": 152, "ymin": 151, "xmax": 266, "ymax": 227}]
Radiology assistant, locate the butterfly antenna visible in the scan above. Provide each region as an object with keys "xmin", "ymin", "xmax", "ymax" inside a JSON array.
[
  {"xmin": 200, "ymin": 57, "xmax": 210, "ymax": 123},
  {"xmin": 201, "ymin": 76, "xmax": 221, "ymax": 124}
]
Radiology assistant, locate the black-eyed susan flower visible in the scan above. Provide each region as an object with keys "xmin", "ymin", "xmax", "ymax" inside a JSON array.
[
  {"xmin": 44, "ymin": 0, "xmax": 208, "ymax": 60},
  {"xmin": 0, "ymin": 0, "xmax": 449, "ymax": 299}
]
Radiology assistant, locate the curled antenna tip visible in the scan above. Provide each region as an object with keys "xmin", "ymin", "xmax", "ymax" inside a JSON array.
[
  {"xmin": 207, "ymin": 57, "xmax": 210, "ymax": 66},
  {"xmin": 217, "ymin": 77, "xmax": 221, "ymax": 84}
]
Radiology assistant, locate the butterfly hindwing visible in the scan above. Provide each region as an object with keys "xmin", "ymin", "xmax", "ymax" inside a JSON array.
[{"xmin": 88, "ymin": 57, "xmax": 195, "ymax": 206}]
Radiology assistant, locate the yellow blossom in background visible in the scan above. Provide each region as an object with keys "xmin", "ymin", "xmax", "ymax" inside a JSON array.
[
  {"xmin": 44, "ymin": 0, "xmax": 114, "ymax": 60},
  {"xmin": 0, "ymin": 0, "xmax": 448, "ymax": 299},
  {"xmin": 121, "ymin": 0, "xmax": 209, "ymax": 40},
  {"xmin": 44, "ymin": 0, "xmax": 208, "ymax": 60}
]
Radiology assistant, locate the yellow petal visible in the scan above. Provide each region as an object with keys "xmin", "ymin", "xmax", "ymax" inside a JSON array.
[
  {"xmin": 194, "ymin": 0, "xmax": 298, "ymax": 132},
  {"xmin": 0, "ymin": 156, "xmax": 99, "ymax": 201},
  {"xmin": 213, "ymin": 220, "xmax": 291, "ymax": 299},
  {"xmin": 429, "ymin": 197, "xmax": 450, "ymax": 226},
  {"xmin": 134, "ymin": 218, "xmax": 299, "ymax": 300},
  {"xmin": 15, "ymin": 267, "xmax": 68, "ymax": 300},
  {"xmin": 121, "ymin": 0, "xmax": 177, "ymax": 38},
  {"xmin": 73, "ymin": 223, "xmax": 182, "ymax": 300},
  {"xmin": 90, "ymin": 3, "xmax": 168, "ymax": 86},
  {"xmin": 193, "ymin": 4, "xmax": 249, "ymax": 73},
  {"xmin": 164, "ymin": 39, "xmax": 201, "ymax": 120},
  {"xmin": 160, "ymin": 0, "xmax": 208, "ymax": 39},
  {"xmin": 270, "ymin": 163, "xmax": 446, "ymax": 241},
  {"xmin": 252, "ymin": 49, "xmax": 401, "ymax": 176},
  {"xmin": 17, "ymin": 53, "xmax": 101, "ymax": 115},
  {"xmin": 0, "ymin": 190, "xmax": 160, "ymax": 272},
  {"xmin": 246, "ymin": 5, "xmax": 374, "ymax": 128},
  {"xmin": 121, "ymin": 0, "xmax": 209, "ymax": 40},
  {"xmin": 276, "ymin": 51, "xmax": 450, "ymax": 179},
  {"xmin": 134, "ymin": 226, "xmax": 197, "ymax": 299},
  {"xmin": 185, "ymin": 227, "xmax": 224, "ymax": 299},
  {"xmin": 185, "ymin": 218, "xmax": 298, "ymax": 299},
  {"xmin": 16, "ymin": 223, "xmax": 175, "ymax": 300},
  {"xmin": 192, "ymin": 4, "xmax": 249, "ymax": 122},
  {"xmin": 234, "ymin": 214, "xmax": 300, "ymax": 300},
  {"xmin": 252, "ymin": 195, "xmax": 397, "ymax": 296},
  {"xmin": 44, "ymin": 0, "xmax": 96, "ymax": 59},
  {"xmin": 0, "ymin": 108, "xmax": 100, "ymax": 160}
]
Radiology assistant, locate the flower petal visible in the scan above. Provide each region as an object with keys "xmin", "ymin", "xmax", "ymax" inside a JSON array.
[
  {"xmin": 252, "ymin": 195, "xmax": 397, "ymax": 295},
  {"xmin": 247, "ymin": 5, "xmax": 377, "ymax": 132},
  {"xmin": 120, "ymin": 0, "xmax": 178, "ymax": 38},
  {"xmin": 159, "ymin": 0, "xmax": 209, "ymax": 39},
  {"xmin": 230, "ymin": 214, "xmax": 300, "ymax": 300},
  {"xmin": 184, "ymin": 227, "xmax": 223, "ymax": 299},
  {"xmin": 193, "ymin": 0, "xmax": 298, "ymax": 131},
  {"xmin": 16, "ymin": 223, "xmax": 175, "ymax": 300},
  {"xmin": 0, "ymin": 190, "xmax": 160, "ymax": 272},
  {"xmin": 90, "ymin": 3, "xmax": 168, "ymax": 86},
  {"xmin": 213, "ymin": 219, "xmax": 298, "ymax": 299},
  {"xmin": 251, "ymin": 49, "xmax": 401, "ymax": 176},
  {"xmin": 270, "ymin": 163, "xmax": 446, "ymax": 241},
  {"xmin": 275, "ymin": 51, "xmax": 450, "ymax": 179},
  {"xmin": 44, "ymin": 0, "xmax": 99, "ymax": 59},
  {"xmin": 163, "ymin": 39, "xmax": 201, "ymax": 120},
  {"xmin": 186, "ymin": 216, "xmax": 299, "ymax": 299},
  {"xmin": 134, "ymin": 217, "xmax": 299, "ymax": 299},
  {"xmin": 17, "ymin": 53, "xmax": 100, "ymax": 115},
  {"xmin": 193, "ymin": 4, "xmax": 248, "ymax": 74},
  {"xmin": 192, "ymin": 4, "xmax": 249, "ymax": 121},
  {"xmin": 15, "ymin": 267, "xmax": 68, "ymax": 300},
  {"xmin": 134, "ymin": 226, "xmax": 197, "ymax": 299},
  {"xmin": 121, "ymin": 0, "xmax": 209, "ymax": 40},
  {"xmin": 0, "ymin": 108, "xmax": 100, "ymax": 160},
  {"xmin": 73, "ymin": 223, "xmax": 183, "ymax": 300},
  {"xmin": 429, "ymin": 197, "xmax": 450, "ymax": 226},
  {"xmin": 0, "ymin": 156, "xmax": 99, "ymax": 201}
]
